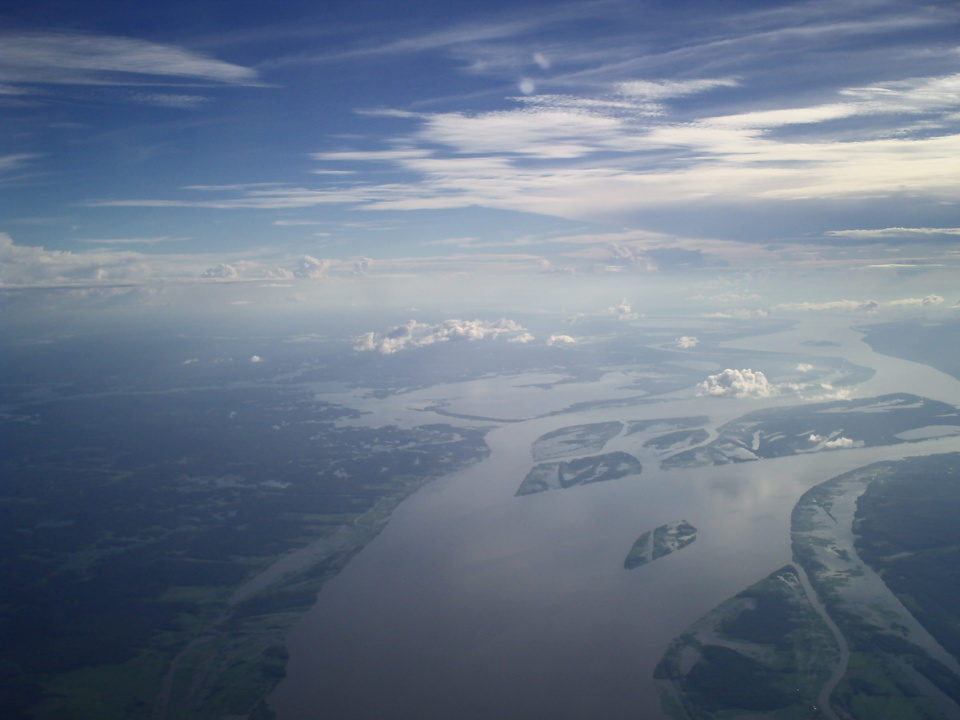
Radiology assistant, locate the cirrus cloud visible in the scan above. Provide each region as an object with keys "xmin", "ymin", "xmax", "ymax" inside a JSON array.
[{"xmin": 0, "ymin": 31, "xmax": 259, "ymax": 87}]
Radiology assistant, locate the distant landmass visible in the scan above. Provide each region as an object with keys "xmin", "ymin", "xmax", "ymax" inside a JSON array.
[{"xmin": 860, "ymin": 319, "xmax": 960, "ymax": 382}]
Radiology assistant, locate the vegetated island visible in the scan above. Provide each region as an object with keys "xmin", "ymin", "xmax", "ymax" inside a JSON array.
[
  {"xmin": 625, "ymin": 416, "xmax": 709, "ymax": 436},
  {"xmin": 624, "ymin": 521, "xmax": 697, "ymax": 569},
  {"xmin": 643, "ymin": 429, "xmax": 710, "ymax": 453},
  {"xmin": 531, "ymin": 421, "xmax": 624, "ymax": 460},
  {"xmin": 516, "ymin": 452, "xmax": 642, "ymax": 496},
  {"xmin": 662, "ymin": 393, "xmax": 960, "ymax": 470}
]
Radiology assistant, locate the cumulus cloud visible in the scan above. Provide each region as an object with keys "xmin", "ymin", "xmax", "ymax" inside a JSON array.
[
  {"xmin": 546, "ymin": 334, "xmax": 576, "ymax": 346},
  {"xmin": 352, "ymin": 257, "xmax": 372, "ymax": 276},
  {"xmin": 601, "ymin": 243, "xmax": 655, "ymax": 269},
  {"xmin": 293, "ymin": 255, "xmax": 330, "ymax": 279},
  {"xmin": 249, "ymin": 355, "xmax": 264, "ymax": 363},
  {"xmin": 824, "ymin": 437, "xmax": 855, "ymax": 448},
  {"xmin": 0, "ymin": 233, "xmax": 362, "ymax": 288},
  {"xmin": 804, "ymin": 385, "xmax": 852, "ymax": 402},
  {"xmin": 696, "ymin": 368, "xmax": 778, "ymax": 398},
  {"xmin": 607, "ymin": 298, "xmax": 639, "ymax": 320},
  {"xmin": 797, "ymin": 363, "xmax": 814, "ymax": 372},
  {"xmin": 676, "ymin": 335, "xmax": 699, "ymax": 349},
  {"xmin": 353, "ymin": 318, "xmax": 525, "ymax": 354},
  {"xmin": 0, "ymin": 232, "xmax": 201, "ymax": 286},
  {"xmin": 509, "ymin": 332, "xmax": 536, "ymax": 343},
  {"xmin": 201, "ymin": 263, "xmax": 238, "ymax": 279}
]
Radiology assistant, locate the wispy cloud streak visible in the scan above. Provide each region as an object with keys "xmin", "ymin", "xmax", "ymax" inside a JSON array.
[{"xmin": 0, "ymin": 31, "xmax": 259, "ymax": 86}]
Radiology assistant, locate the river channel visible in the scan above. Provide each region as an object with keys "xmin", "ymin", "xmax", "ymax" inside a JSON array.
[{"xmin": 270, "ymin": 317, "xmax": 960, "ymax": 720}]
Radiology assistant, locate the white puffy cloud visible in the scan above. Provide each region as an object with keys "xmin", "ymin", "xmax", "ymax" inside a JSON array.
[
  {"xmin": 0, "ymin": 233, "xmax": 361, "ymax": 288},
  {"xmin": 696, "ymin": 368, "xmax": 778, "ymax": 398},
  {"xmin": 606, "ymin": 298, "xmax": 639, "ymax": 320},
  {"xmin": 824, "ymin": 437, "xmax": 855, "ymax": 448},
  {"xmin": 805, "ymin": 385, "xmax": 852, "ymax": 402},
  {"xmin": 509, "ymin": 332, "xmax": 536, "ymax": 344},
  {"xmin": 352, "ymin": 257, "xmax": 372, "ymax": 276},
  {"xmin": 797, "ymin": 363, "xmax": 814, "ymax": 372},
  {"xmin": 293, "ymin": 255, "xmax": 330, "ymax": 279},
  {"xmin": 353, "ymin": 318, "xmax": 526, "ymax": 354},
  {"xmin": 0, "ymin": 232, "xmax": 200, "ymax": 286},
  {"xmin": 249, "ymin": 355, "xmax": 264, "ymax": 363},
  {"xmin": 546, "ymin": 334, "xmax": 576, "ymax": 346},
  {"xmin": 201, "ymin": 263, "xmax": 238, "ymax": 279},
  {"xmin": 676, "ymin": 335, "xmax": 699, "ymax": 349}
]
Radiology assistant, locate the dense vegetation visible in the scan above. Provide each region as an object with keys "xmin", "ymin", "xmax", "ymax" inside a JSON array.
[
  {"xmin": 854, "ymin": 453, "xmax": 960, "ymax": 662},
  {"xmin": 656, "ymin": 565, "xmax": 837, "ymax": 719},
  {"xmin": 0, "ymin": 387, "xmax": 489, "ymax": 719}
]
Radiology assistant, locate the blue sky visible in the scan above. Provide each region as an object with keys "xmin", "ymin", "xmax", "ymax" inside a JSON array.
[{"xmin": 3, "ymin": 0, "xmax": 960, "ymax": 292}]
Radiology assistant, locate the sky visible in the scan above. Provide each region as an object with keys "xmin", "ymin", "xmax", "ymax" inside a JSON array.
[{"xmin": 3, "ymin": 0, "xmax": 960, "ymax": 304}]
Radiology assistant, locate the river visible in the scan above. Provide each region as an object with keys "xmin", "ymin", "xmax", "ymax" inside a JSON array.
[{"xmin": 270, "ymin": 316, "xmax": 960, "ymax": 720}]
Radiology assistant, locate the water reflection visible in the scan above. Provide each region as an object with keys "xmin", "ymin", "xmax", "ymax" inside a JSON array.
[{"xmin": 271, "ymin": 318, "xmax": 960, "ymax": 720}]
